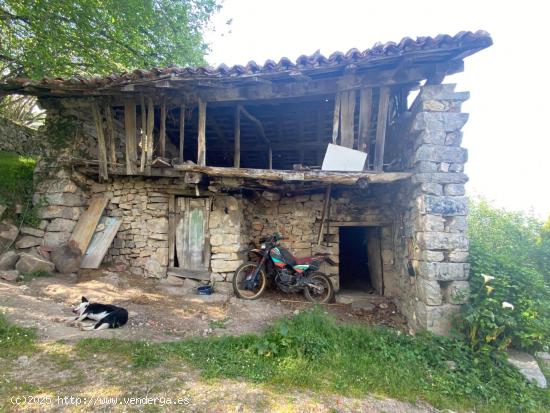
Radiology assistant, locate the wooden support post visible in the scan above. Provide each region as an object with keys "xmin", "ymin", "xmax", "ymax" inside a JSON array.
[
  {"xmin": 197, "ymin": 98, "xmax": 207, "ymax": 166},
  {"xmin": 168, "ymin": 195, "xmax": 175, "ymax": 267},
  {"xmin": 179, "ymin": 103, "xmax": 185, "ymax": 164},
  {"xmin": 103, "ymin": 103, "xmax": 116, "ymax": 166},
  {"xmin": 159, "ymin": 96, "xmax": 166, "ymax": 158},
  {"xmin": 234, "ymin": 105, "xmax": 241, "ymax": 167},
  {"xmin": 358, "ymin": 88, "xmax": 373, "ymax": 160},
  {"xmin": 139, "ymin": 95, "xmax": 147, "ymax": 172},
  {"xmin": 317, "ymin": 184, "xmax": 332, "ymax": 245},
  {"xmin": 91, "ymin": 101, "xmax": 109, "ymax": 180},
  {"xmin": 374, "ymin": 87, "xmax": 390, "ymax": 171},
  {"xmin": 123, "ymin": 99, "xmax": 137, "ymax": 175},
  {"xmin": 340, "ymin": 90, "xmax": 356, "ymax": 149},
  {"xmin": 331, "ymin": 93, "xmax": 341, "ymax": 144},
  {"xmin": 268, "ymin": 145, "xmax": 273, "ymax": 170},
  {"xmin": 146, "ymin": 96, "xmax": 154, "ymax": 170}
]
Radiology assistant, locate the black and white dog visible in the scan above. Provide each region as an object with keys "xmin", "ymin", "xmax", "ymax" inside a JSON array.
[{"xmin": 68, "ymin": 297, "xmax": 128, "ymax": 331}]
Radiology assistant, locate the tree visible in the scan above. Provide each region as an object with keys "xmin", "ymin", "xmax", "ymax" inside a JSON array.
[{"xmin": 0, "ymin": 0, "xmax": 220, "ymax": 80}]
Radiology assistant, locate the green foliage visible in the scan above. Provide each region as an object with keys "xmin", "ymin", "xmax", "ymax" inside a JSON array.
[
  {"xmin": 75, "ymin": 309, "xmax": 550, "ymax": 412},
  {"xmin": 537, "ymin": 216, "xmax": 550, "ymax": 280},
  {"xmin": 0, "ymin": 150, "xmax": 40, "ymax": 226},
  {"xmin": 0, "ymin": 0, "xmax": 221, "ymax": 80},
  {"xmin": 460, "ymin": 199, "xmax": 550, "ymax": 352},
  {"xmin": 0, "ymin": 312, "xmax": 36, "ymax": 358}
]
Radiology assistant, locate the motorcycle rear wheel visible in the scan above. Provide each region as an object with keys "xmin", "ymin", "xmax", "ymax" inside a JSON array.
[
  {"xmin": 233, "ymin": 262, "xmax": 267, "ymax": 300},
  {"xmin": 303, "ymin": 273, "xmax": 334, "ymax": 303}
]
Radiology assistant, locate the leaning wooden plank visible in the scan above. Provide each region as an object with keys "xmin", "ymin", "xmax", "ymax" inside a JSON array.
[
  {"xmin": 80, "ymin": 216, "xmax": 121, "ymax": 269},
  {"xmin": 234, "ymin": 105, "xmax": 240, "ymax": 167},
  {"xmin": 146, "ymin": 96, "xmax": 154, "ymax": 170},
  {"xmin": 91, "ymin": 101, "xmax": 108, "ymax": 180},
  {"xmin": 124, "ymin": 99, "xmax": 138, "ymax": 175},
  {"xmin": 103, "ymin": 103, "xmax": 116, "ymax": 165},
  {"xmin": 69, "ymin": 195, "xmax": 110, "ymax": 254},
  {"xmin": 159, "ymin": 96, "xmax": 166, "ymax": 157},
  {"xmin": 179, "ymin": 103, "xmax": 185, "ymax": 163},
  {"xmin": 339, "ymin": 90, "xmax": 356, "ymax": 149},
  {"xmin": 139, "ymin": 94, "xmax": 147, "ymax": 172},
  {"xmin": 374, "ymin": 87, "xmax": 390, "ymax": 171},
  {"xmin": 358, "ymin": 88, "xmax": 373, "ymax": 156},
  {"xmin": 331, "ymin": 93, "xmax": 341, "ymax": 144},
  {"xmin": 197, "ymin": 97, "xmax": 207, "ymax": 166}
]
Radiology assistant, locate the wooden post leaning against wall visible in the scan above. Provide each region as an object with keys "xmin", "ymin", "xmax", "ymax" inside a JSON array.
[
  {"xmin": 91, "ymin": 101, "xmax": 109, "ymax": 180},
  {"xmin": 373, "ymin": 86, "xmax": 390, "ymax": 171},
  {"xmin": 234, "ymin": 105, "xmax": 241, "ymax": 167},
  {"xmin": 358, "ymin": 88, "xmax": 373, "ymax": 161},
  {"xmin": 159, "ymin": 96, "xmax": 167, "ymax": 158},
  {"xmin": 331, "ymin": 93, "xmax": 341, "ymax": 144},
  {"xmin": 103, "ymin": 102, "xmax": 116, "ymax": 166},
  {"xmin": 197, "ymin": 98, "xmax": 207, "ymax": 166},
  {"xmin": 124, "ymin": 99, "xmax": 138, "ymax": 175},
  {"xmin": 179, "ymin": 103, "xmax": 185, "ymax": 164},
  {"xmin": 146, "ymin": 96, "xmax": 154, "ymax": 171},
  {"xmin": 139, "ymin": 95, "xmax": 147, "ymax": 172}
]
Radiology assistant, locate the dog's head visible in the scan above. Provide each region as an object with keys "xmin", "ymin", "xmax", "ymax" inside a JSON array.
[{"xmin": 72, "ymin": 296, "xmax": 89, "ymax": 314}]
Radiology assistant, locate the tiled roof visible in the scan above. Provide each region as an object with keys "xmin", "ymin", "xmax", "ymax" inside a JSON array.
[{"xmin": 4, "ymin": 30, "xmax": 491, "ymax": 90}]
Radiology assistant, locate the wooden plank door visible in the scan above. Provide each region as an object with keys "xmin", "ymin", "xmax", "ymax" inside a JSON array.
[
  {"xmin": 367, "ymin": 227, "xmax": 384, "ymax": 295},
  {"xmin": 175, "ymin": 197, "xmax": 210, "ymax": 277}
]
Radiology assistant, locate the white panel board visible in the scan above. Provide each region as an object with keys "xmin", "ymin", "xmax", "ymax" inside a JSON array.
[{"xmin": 321, "ymin": 143, "xmax": 367, "ymax": 172}]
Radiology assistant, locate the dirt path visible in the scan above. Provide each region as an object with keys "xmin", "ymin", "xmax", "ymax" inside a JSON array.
[{"xmin": 1, "ymin": 272, "xmax": 434, "ymax": 413}]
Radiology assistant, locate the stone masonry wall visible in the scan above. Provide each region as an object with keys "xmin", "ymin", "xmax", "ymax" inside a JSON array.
[
  {"xmin": 0, "ymin": 116, "xmax": 40, "ymax": 156},
  {"xmin": 399, "ymin": 84, "xmax": 471, "ymax": 334}
]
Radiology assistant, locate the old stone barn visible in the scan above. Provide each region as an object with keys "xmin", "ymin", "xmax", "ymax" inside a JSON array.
[{"xmin": 1, "ymin": 31, "xmax": 492, "ymax": 334}]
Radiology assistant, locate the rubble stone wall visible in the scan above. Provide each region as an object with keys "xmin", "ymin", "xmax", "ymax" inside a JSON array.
[
  {"xmin": 396, "ymin": 84, "xmax": 471, "ymax": 334},
  {"xmin": 0, "ymin": 116, "xmax": 40, "ymax": 156}
]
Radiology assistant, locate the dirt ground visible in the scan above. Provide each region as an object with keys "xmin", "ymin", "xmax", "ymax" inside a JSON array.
[
  {"xmin": 0, "ymin": 271, "xmax": 436, "ymax": 413},
  {"xmin": 0, "ymin": 269, "xmax": 406, "ymax": 343}
]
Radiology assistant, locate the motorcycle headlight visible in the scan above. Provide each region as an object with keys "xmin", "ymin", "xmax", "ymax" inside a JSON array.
[{"xmin": 261, "ymin": 243, "xmax": 266, "ymax": 249}]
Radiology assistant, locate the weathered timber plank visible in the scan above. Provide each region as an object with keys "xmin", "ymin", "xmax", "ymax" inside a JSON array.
[
  {"xmin": 146, "ymin": 96, "xmax": 154, "ymax": 169},
  {"xmin": 179, "ymin": 103, "xmax": 185, "ymax": 163},
  {"xmin": 331, "ymin": 93, "xmax": 341, "ymax": 144},
  {"xmin": 103, "ymin": 103, "xmax": 116, "ymax": 165},
  {"xmin": 358, "ymin": 88, "xmax": 373, "ymax": 156},
  {"xmin": 124, "ymin": 99, "xmax": 138, "ymax": 175},
  {"xmin": 168, "ymin": 195, "xmax": 175, "ymax": 267},
  {"xmin": 374, "ymin": 87, "xmax": 390, "ymax": 171},
  {"xmin": 91, "ymin": 101, "xmax": 108, "ymax": 180},
  {"xmin": 139, "ymin": 94, "xmax": 147, "ymax": 172},
  {"xmin": 317, "ymin": 184, "xmax": 332, "ymax": 245},
  {"xmin": 69, "ymin": 195, "xmax": 110, "ymax": 254},
  {"xmin": 159, "ymin": 96, "xmax": 166, "ymax": 157},
  {"xmin": 197, "ymin": 98, "xmax": 207, "ymax": 166},
  {"xmin": 339, "ymin": 90, "xmax": 356, "ymax": 148},
  {"xmin": 234, "ymin": 105, "xmax": 240, "ymax": 167}
]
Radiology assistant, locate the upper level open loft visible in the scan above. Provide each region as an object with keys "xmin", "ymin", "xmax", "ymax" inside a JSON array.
[{"xmin": 0, "ymin": 31, "xmax": 491, "ymax": 187}]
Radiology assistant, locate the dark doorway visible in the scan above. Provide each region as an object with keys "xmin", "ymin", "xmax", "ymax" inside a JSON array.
[{"xmin": 339, "ymin": 226, "xmax": 383, "ymax": 294}]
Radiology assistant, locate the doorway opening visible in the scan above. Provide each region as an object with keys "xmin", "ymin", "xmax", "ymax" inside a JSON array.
[{"xmin": 339, "ymin": 226, "xmax": 383, "ymax": 295}]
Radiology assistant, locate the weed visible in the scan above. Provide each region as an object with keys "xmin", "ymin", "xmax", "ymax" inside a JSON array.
[
  {"xmin": 209, "ymin": 317, "xmax": 230, "ymax": 329},
  {"xmin": 0, "ymin": 313, "xmax": 37, "ymax": 359}
]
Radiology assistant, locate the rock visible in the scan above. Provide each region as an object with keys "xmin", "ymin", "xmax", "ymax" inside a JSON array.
[
  {"xmin": 146, "ymin": 217, "xmax": 168, "ymax": 234},
  {"xmin": 535, "ymin": 352, "xmax": 550, "ymax": 369},
  {"xmin": 15, "ymin": 236, "xmax": 42, "ymax": 249},
  {"xmin": 39, "ymin": 192, "xmax": 86, "ymax": 207},
  {"xmin": 46, "ymin": 218, "xmax": 77, "ymax": 232},
  {"xmin": 416, "ymin": 278, "xmax": 442, "ymax": 305},
  {"xmin": 210, "ymin": 259, "xmax": 242, "ymax": 273},
  {"xmin": 415, "ymin": 145, "xmax": 468, "ymax": 164},
  {"xmin": 17, "ymin": 355, "xmax": 29, "ymax": 366},
  {"xmin": 15, "ymin": 253, "xmax": 55, "ymax": 274},
  {"xmin": 416, "ymin": 261, "xmax": 469, "ymax": 281},
  {"xmin": 51, "ymin": 241, "xmax": 82, "ymax": 274},
  {"xmin": 507, "ymin": 350, "xmax": 547, "ymax": 389},
  {"xmin": 421, "ymin": 195, "xmax": 468, "ymax": 216},
  {"xmin": 213, "ymin": 281, "xmax": 233, "ymax": 295},
  {"xmin": 443, "ymin": 281, "xmax": 470, "ymax": 304},
  {"xmin": 37, "ymin": 206, "xmax": 82, "ymax": 220},
  {"xmin": 262, "ymin": 191, "xmax": 281, "ymax": 201},
  {"xmin": 99, "ymin": 273, "xmax": 130, "ymax": 289},
  {"xmin": 0, "ymin": 270, "xmax": 19, "ymax": 281},
  {"xmin": 20, "ymin": 226, "xmax": 45, "ymax": 238},
  {"xmin": 351, "ymin": 300, "xmax": 376, "ymax": 312},
  {"xmin": 43, "ymin": 231, "xmax": 71, "ymax": 247},
  {"xmin": 183, "ymin": 278, "xmax": 200, "ymax": 290},
  {"xmin": 0, "ymin": 250, "xmax": 19, "ymax": 270},
  {"xmin": 0, "ymin": 221, "xmax": 19, "ymax": 249}
]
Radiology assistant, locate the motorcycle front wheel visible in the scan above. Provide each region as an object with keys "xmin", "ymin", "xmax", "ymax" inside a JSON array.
[
  {"xmin": 303, "ymin": 273, "xmax": 334, "ymax": 303},
  {"xmin": 233, "ymin": 262, "xmax": 267, "ymax": 300}
]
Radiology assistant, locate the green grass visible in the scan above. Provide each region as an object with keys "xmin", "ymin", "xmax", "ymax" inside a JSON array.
[
  {"xmin": 0, "ymin": 313, "xmax": 37, "ymax": 359},
  {"xmin": 0, "ymin": 150, "xmax": 38, "ymax": 226},
  {"xmin": 75, "ymin": 308, "xmax": 550, "ymax": 413}
]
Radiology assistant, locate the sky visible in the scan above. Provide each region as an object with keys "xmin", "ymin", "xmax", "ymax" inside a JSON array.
[{"xmin": 203, "ymin": 0, "xmax": 550, "ymax": 219}]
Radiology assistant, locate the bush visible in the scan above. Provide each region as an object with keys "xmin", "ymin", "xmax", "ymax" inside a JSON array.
[
  {"xmin": 460, "ymin": 199, "xmax": 550, "ymax": 352},
  {"xmin": 0, "ymin": 150, "xmax": 39, "ymax": 226}
]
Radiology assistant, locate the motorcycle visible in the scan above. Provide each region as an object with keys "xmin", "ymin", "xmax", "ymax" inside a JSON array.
[{"xmin": 232, "ymin": 233, "xmax": 336, "ymax": 303}]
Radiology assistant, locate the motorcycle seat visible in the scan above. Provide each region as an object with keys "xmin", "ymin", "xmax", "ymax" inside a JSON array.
[{"xmin": 293, "ymin": 256, "xmax": 317, "ymax": 265}]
